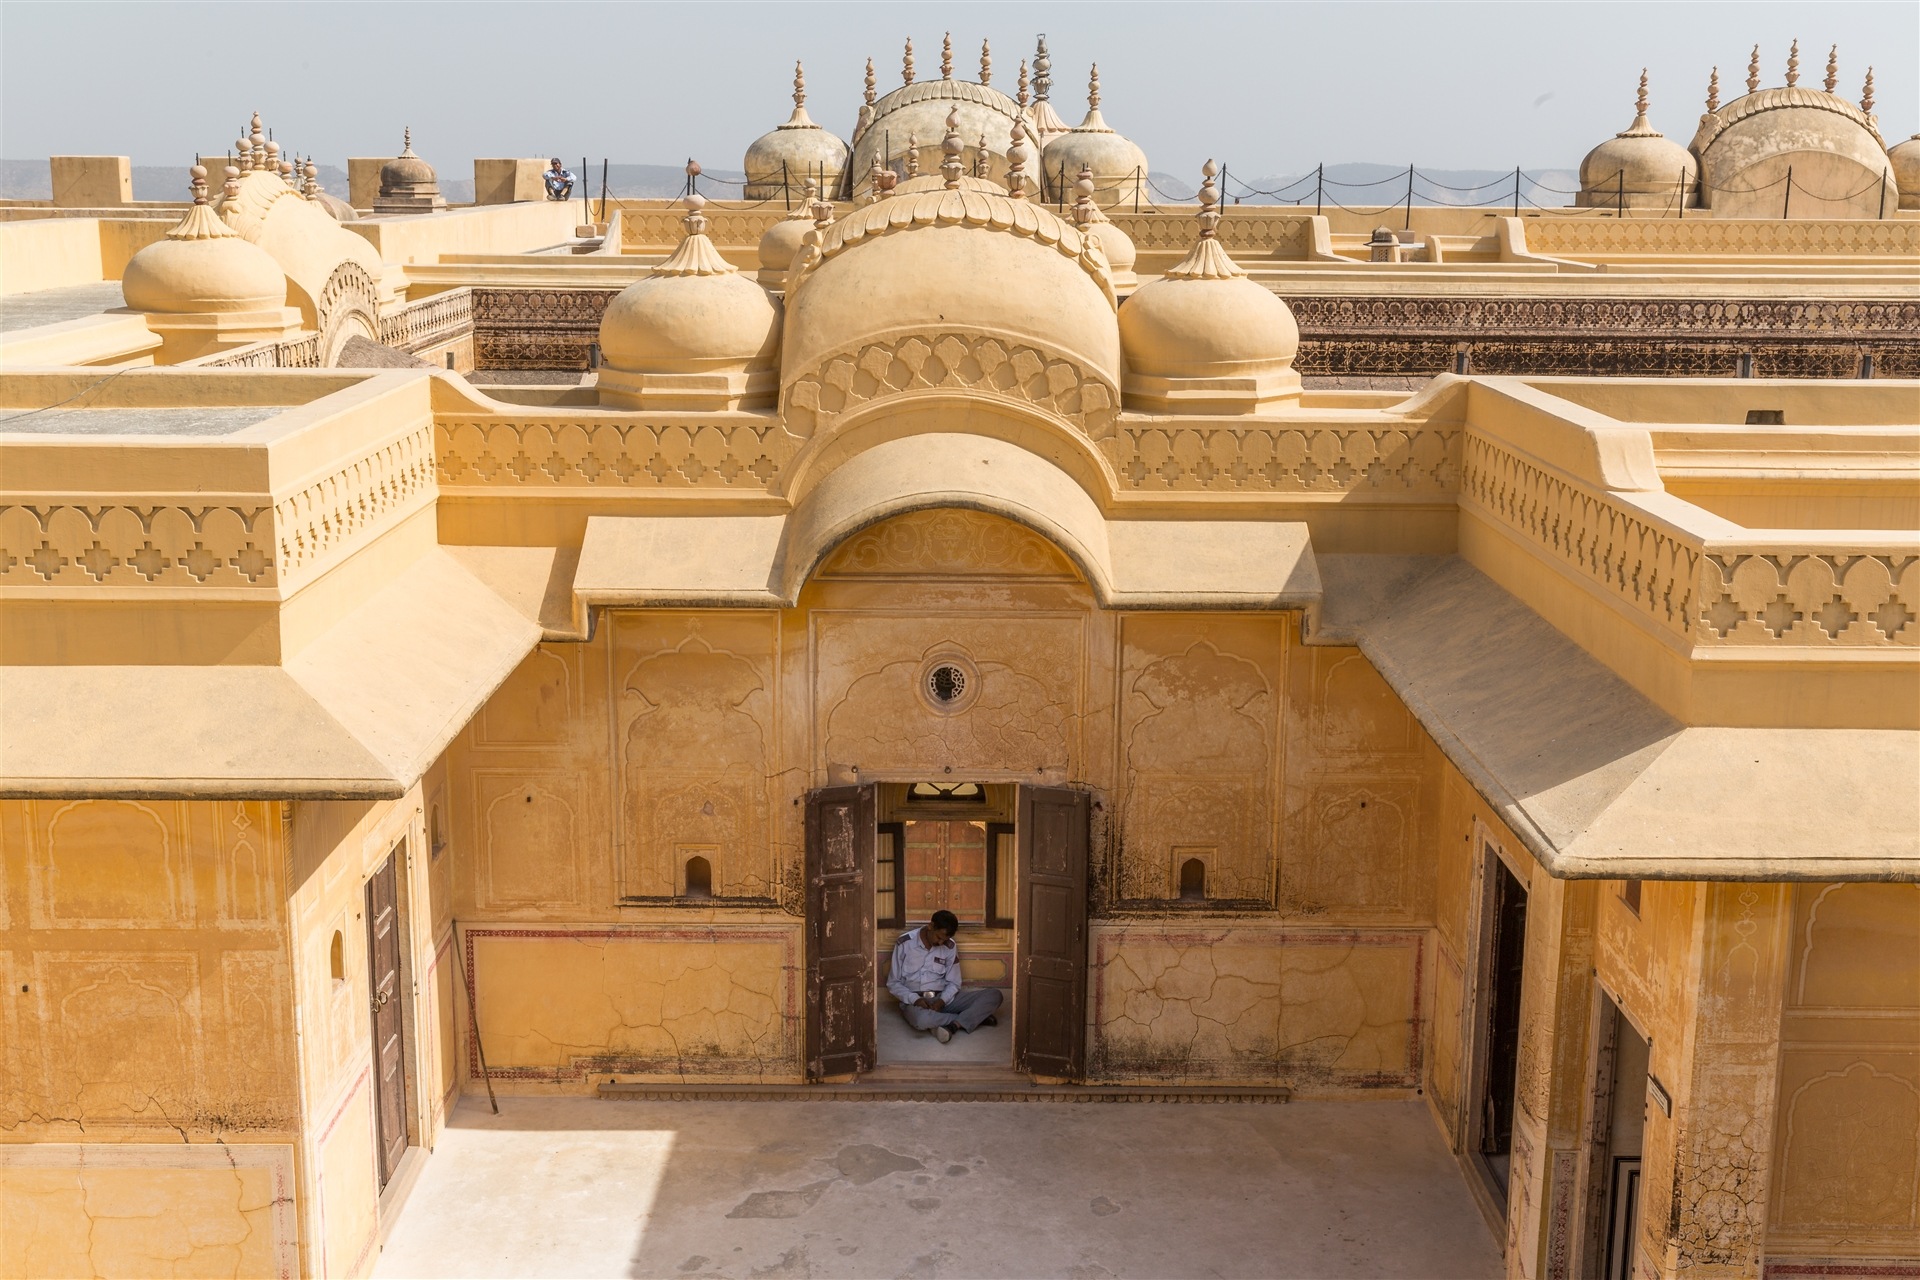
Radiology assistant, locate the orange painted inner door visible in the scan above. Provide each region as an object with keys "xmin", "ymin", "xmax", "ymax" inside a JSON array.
[{"xmin": 901, "ymin": 820, "xmax": 988, "ymax": 923}]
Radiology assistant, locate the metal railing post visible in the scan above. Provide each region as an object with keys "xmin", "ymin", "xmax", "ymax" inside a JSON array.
[
  {"xmin": 1512, "ymin": 166, "xmax": 1521, "ymax": 218},
  {"xmin": 1404, "ymin": 163, "xmax": 1415, "ymax": 230},
  {"xmin": 1315, "ymin": 163, "xmax": 1324, "ymax": 218},
  {"xmin": 1783, "ymin": 165, "xmax": 1793, "ymax": 218}
]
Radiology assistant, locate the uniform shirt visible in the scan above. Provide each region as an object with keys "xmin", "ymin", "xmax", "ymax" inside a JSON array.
[{"xmin": 887, "ymin": 928, "xmax": 960, "ymax": 1007}]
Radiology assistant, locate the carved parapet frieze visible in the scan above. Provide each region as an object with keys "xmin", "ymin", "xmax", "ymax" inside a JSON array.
[
  {"xmin": 1100, "ymin": 423, "xmax": 1459, "ymax": 493},
  {"xmin": 780, "ymin": 331, "xmax": 1119, "ymax": 440},
  {"xmin": 435, "ymin": 417, "xmax": 799, "ymax": 490},
  {"xmin": 273, "ymin": 424, "xmax": 437, "ymax": 586},
  {"xmin": 0, "ymin": 502, "xmax": 275, "ymax": 590},
  {"xmin": 1698, "ymin": 550, "xmax": 1918, "ymax": 647}
]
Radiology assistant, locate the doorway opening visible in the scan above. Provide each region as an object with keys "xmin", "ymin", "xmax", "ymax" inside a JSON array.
[
  {"xmin": 874, "ymin": 783, "xmax": 1015, "ymax": 1072},
  {"xmin": 803, "ymin": 783, "xmax": 1088, "ymax": 1083},
  {"xmin": 365, "ymin": 842, "xmax": 412, "ymax": 1191},
  {"xmin": 1475, "ymin": 852, "xmax": 1529, "ymax": 1200},
  {"xmin": 1577, "ymin": 991, "xmax": 1650, "ymax": 1280}
]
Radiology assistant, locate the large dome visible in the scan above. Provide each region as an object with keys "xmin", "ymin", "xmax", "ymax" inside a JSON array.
[
  {"xmin": 1690, "ymin": 51, "xmax": 1896, "ymax": 218},
  {"xmin": 780, "ymin": 184, "xmax": 1120, "ymax": 422},
  {"xmin": 1892, "ymin": 134, "xmax": 1920, "ymax": 211},
  {"xmin": 598, "ymin": 194, "xmax": 782, "ymax": 410},
  {"xmin": 1118, "ymin": 165, "xmax": 1299, "ymax": 415},
  {"xmin": 1039, "ymin": 66, "xmax": 1149, "ymax": 208},
  {"xmin": 847, "ymin": 38, "xmax": 1028, "ymax": 200},
  {"xmin": 743, "ymin": 63, "xmax": 849, "ymax": 200},
  {"xmin": 122, "ymin": 168, "xmax": 285, "ymax": 314},
  {"xmin": 1576, "ymin": 73, "xmax": 1698, "ymax": 209}
]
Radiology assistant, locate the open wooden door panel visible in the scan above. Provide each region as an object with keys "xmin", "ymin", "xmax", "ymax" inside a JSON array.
[
  {"xmin": 805, "ymin": 785, "xmax": 876, "ymax": 1080},
  {"xmin": 1015, "ymin": 786, "xmax": 1089, "ymax": 1081}
]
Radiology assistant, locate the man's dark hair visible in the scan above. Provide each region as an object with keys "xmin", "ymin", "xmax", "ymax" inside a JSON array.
[{"xmin": 930, "ymin": 909, "xmax": 960, "ymax": 934}]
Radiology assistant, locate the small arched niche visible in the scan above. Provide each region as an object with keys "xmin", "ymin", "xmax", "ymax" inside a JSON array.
[
  {"xmin": 1179, "ymin": 857, "xmax": 1208, "ymax": 901},
  {"xmin": 680, "ymin": 854, "xmax": 714, "ymax": 900},
  {"xmin": 329, "ymin": 930, "xmax": 346, "ymax": 983}
]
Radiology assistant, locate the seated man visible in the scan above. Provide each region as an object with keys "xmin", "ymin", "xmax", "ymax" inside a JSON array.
[
  {"xmin": 887, "ymin": 909, "xmax": 1002, "ymax": 1044},
  {"xmin": 544, "ymin": 158, "xmax": 574, "ymax": 201}
]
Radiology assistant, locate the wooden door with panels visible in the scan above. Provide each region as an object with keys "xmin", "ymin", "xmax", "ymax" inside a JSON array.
[
  {"xmin": 1014, "ymin": 786, "xmax": 1090, "ymax": 1081},
  {"xmin": 364, "ymin": 848, "xmax": 408, "ymax": 1188},
  {"xmin": 805, "ymin": 786, "xmax": 876, "ymax": 1080}
]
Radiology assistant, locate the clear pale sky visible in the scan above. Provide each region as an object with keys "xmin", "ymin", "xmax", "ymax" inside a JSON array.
[{"xmin": 3, "ymin": 1, "xmax": 1913, "ymax": 180}]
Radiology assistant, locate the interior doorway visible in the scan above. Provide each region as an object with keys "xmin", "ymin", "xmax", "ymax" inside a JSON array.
[
  {"xmin": 1577, "ymin": 992, "xmax": 1650, "ymax": 1280},
  {"xmin": 1474, "ymin": 853, "xmax": 1529, "ymax": 1200},
  {"xmin": 365, "ymin": 844, "xmax": 410, "ymax": 1190},
  {"xmin": 803, "ymin": 783, "xmax": 1088, "ymax": 1083}
]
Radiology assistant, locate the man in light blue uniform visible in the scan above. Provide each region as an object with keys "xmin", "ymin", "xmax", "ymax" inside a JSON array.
[{"xmin": 887, "ymin": 909, "xmax": 1003, "ymax": 1044}]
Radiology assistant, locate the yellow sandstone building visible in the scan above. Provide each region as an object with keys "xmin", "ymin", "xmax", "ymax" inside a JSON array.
[{"xmin": 0, "ymin": 34, "xmax": 1916, "ymax": 1280}]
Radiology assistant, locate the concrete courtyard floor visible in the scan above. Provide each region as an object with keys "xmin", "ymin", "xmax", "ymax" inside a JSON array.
[{"xmin": 373, "ymin": 1095, "xmax": 1502, "ymax": 1280}]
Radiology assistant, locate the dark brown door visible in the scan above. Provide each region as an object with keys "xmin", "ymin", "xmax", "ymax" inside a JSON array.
[
  {"xmin": 365, "ymin": 849, "xmax": 408, "ymax": 1188},
  {"xmin": 1480, "ymin": 859, "xmax": 1529, "ymax": 1180},
  {"xmin": 805, "ymin": 786, "xmax": 875, "ymax": 1080},
  {"xmin": 1015, "ymin": 786, "xmax": 1089, "ymax": 1081}
]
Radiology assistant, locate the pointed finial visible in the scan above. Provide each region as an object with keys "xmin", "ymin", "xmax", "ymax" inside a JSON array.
[
  {"xmin": 868, "ymin": 154, "xmax": 886, "ymax": 203},
  {"xmin": 865, "ymin": 57, "xmax": 877, "ymax": 105},
  {"xmin": 250, "ymin": 112, "xmax": 266, "ymax": 169},
  {"xmin": 1007, "ymin": 119, "xmax": 1030, "ymax": 199},
  {"xmin": 1073, "ymin": 163, "xmax": 1097, "ymax": 227},
  {"xmin": 941, "ymin": 108, "xmax": 964, "ymax": 188},
  {"xmin": 682, "ymin": 187, "xmax": 709, "ymax": 238},
  {"xmin": 975, "ymin": 134, "xmax": 989, "ymax": 178},
  {"xmin": 1861, "ymin": 67, "xmax": 1875, "ymax": 115},
  {"xmin": 941, "ymin": 32, "xmax": 952, "ymax": 80},
  {"xmin": 1748, "ymin": 45, "xmax": 1761, "ymax": 94},
  {"xmin": 1197, "ymin": 159, "xmax": 1220, "ymax": 239},
  {"xmin": 905, "ymin": 133, "xmax": 920, "ymax": 179},
  {"xmin": 794, "ymin": 60, "xmax": 807, "ymax": 109},
  {"xmin": 1034, "ymin": 34, "xmax": 1051, "ymax": 101},
  {"xmin": 1017, "ymin": 58, "xmax": 1030, "ymax": 109},
  {"xmin": 1786, "ymin": 39, "xmax": 1800, "ymax": 88},
  {"xmin": 224, "ymin": 163, "xmax": 241, "ymax": 198},
  {"xmin": 302, "ymin": 156, "xmax": 321, "ymax": 199},
  {"xmin": 189, "ymin": 163, "xmax": 210, "ymax": 205},
  {"xmin": 1634, "ymin": 69, "xmax": 1649, "ymax": 118},
  {"xmin": 235, "ymin": 129, "xmax": 251, "ymax": 172},
  {"xmin": 1088, "ymin": 63, "xmax": 1101, "ymax": 110},
  {"xmin": 1706, "ymin": 67, "xmax": 1720, "ymax": 113},
  {"xmin": 980, "ymin": 38, "xmax": 991, "ymax": 86},
  {"xmin": 903, "ymin": 37, "xmax": 915, "ymax": 85},
  {"xmin": 1824, "ymin": 45, "xmax": 1838, "ymax": 93},
  {"xmin": 402, "ymin": 126, "xmax": 418, "ymax": 157}
]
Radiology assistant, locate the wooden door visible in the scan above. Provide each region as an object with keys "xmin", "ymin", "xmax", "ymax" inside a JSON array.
[
  {"xmin": 1015, "ymin": 786, "xmax": 1089, "ymax": 1081},
  {"xmin": 805, "ymin": 786, "xmax": 875, "ymax": 1080},
  {"xmin": 364, "ymin": 849, "xmax": 408, "ymax": 1188}
]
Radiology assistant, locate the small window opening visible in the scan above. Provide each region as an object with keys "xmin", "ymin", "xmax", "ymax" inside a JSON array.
[
  {"xmin": 682, "ymin": 855, "xmax": 712, "ymax": 899},
  {"xmin": 1179, "ymin": 858, "xmax": 1207, "ymax": 901},
  {"xmin": 329, "ymin": 931, "xmax": 345, "ymax": 983},
  {"xmin": 906, "ymin": 782, "xmax": 984, "ymax": 802},
  {"xmin": 1744, "ymin": 409, "xmax": 1785, "ymax": 425},
  {"xmin": 429, "ymin": 803, "xmax": 447, "ymax": 860},
  {"xmin": 1620, "ymin": 878, "xmax": 1642, "ymax": 914}
]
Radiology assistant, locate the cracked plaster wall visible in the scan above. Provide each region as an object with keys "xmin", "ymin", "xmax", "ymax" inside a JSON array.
[{"xmin": 0, "ymin": 798, "xmax": 303, "ymax": 1277}]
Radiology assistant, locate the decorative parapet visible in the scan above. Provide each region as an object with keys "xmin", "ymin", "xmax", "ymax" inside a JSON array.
[
  {"xmin": 1698, "ymin": 547, "xmax": 1916, "ymax": 646},
  {"xmin": 436, "ymin": 415, "xmax": 802, "ymax": 490},
  {"xmin": 1098, "ymin": 421, "xmax": 1459, "ymax": 493},
  {"xmin": 379, "ymin": 287, "xmax": 474, "ymax": 355},
  {"xmin": 619, "ymin": 206, "xmax": 791, "ymax": 250},
  {"xmin": 1521, "ymin": 217, "xmax": 1920, "ymax": 259},
  {"xmin": 273, "ymin": 423, "xmax": 437, "ymax": 590},
  {"xmin": 1108, "ymin": 210, "xmax": 1315, "ymax": 258},
  {"xmin": 0, "ymin": 502, "xmax": 276, "ymax": 589}
]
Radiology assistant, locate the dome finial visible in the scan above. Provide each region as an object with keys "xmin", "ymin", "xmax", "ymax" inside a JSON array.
[
  {"xmin": 1017, "ymin": 58, "xmax": 1030, "ymax": 110},
  {"xmin": 1824, "ymin": 45, "xmax": 1838, "ymax": 93},
  {"xmin": 166, "ymin": 162, "xmax": 239, "ymax": 241},
  {"xmin": 401, "ymin": 126, "xmax": 416, "ymax": 158},
  {"xmin": 223, "ymin": 162, "xmax": 241, "ymax": 199},
  {"xmin": 905, "ymin": 133, "xmax": 920, "ymax": 179},
  {"xmin": 864, "ymin": 57, "xmax": 877, "ymax": 106},
  {"xmin": 1861, "ymin": 66, "xmax": 1876, "ymax": 115},
  {"xmin": 1034, "ymin": 35, "xmax": 1052, "ymax": 102},
  {"xmin": 1785, "ymin": 39, "xmax": 1800, "ymax": 88},
  {"xmin": 941, "ymin": 32, "xmax": 952, "ymax": 80},
  {"xmin": 190, "ymin": 163, "xmax": 210, "ymax": 206},
  {"xmin": 868, "ymin": 152, "xmax": 888, "ymax": 203},
  {"xmin": 1088, "ymin": 63, "xmax": 1101, "ymax": 111},
  {"xmin": 1634, "ymin": 69, "xmax": 1649, "ymax": 119},
  {"xmin": 980, "ymin": 38, "xmax": 991, "ymax": 86},
  {"xmin": 903, "ymin": 37, "xmax": 915, "ymax": 86},
  {"xmin": 1073, "ymin": 164, "xmax": 1097, "ymax": 227},
  {"xmin": 1006, "ymin": 119, "xmax": 1030, "ymax": 199},
  {"xmin": 941, "ymin": 108, "xmax": 964, "ymax": 188},
  {"xmin": 301, "ymin": 156, "xmax": 321, "ymax": 200},
  {"xmin": 1706, "ymin": 66, "xmax": 1720, "ymax": 113},
  {"xmin": 647, "ymin": 181, "xmax": 737, "ymax": 277},
  {"xmin": 1197, "ymin": 159, "xmax": 1219, "ymax": 239},
  {"xmin": 784, "ymin": 60, "xmax": 818, "ymax": 128},
  {"xmin": 974, "ymin": 133, "xmax": 990, "ymax": 178},
  {"xmin": 1158, "ymin": 158, "xmax": 1246, "ymax": 281},
  {"xmin": 235, "ymin": 128, "xmax": 251, "ymax": 173},
  {"xmin": 249, "ymin": 112, "xmax": 266, "ymax": 171},
  {"xmin": 1747, "ymin": 45, "xmax": 1761, "ymax": 95}
]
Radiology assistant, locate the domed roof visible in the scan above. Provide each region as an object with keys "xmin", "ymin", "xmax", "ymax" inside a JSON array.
[
  {"xmin": 757, "ymin": 182, "xmax": 822, "ymax": 278},
  {"xmin": 1118, "ymin": 164, "xmax": 1299, "ymax": 415},
  {"xmin": 1891, "ymin": 133, "xmax": 1920, "ymax": 210},
  {"xmin": 744, "ymin": 63, "xmax": 850, "ymax": 200},
  {"xmin": 848, "ymin": 36, "xmax": 1028, "ymax": 199},
  {"xmin": 122, "ymin": 167, "xmax": 286, "ymax": 315},
  {"xmin": 1689, "ymin": 44, "xmax": 1896, "ymax": 215},
  {"xmin": 379, "ymin": 128, "xmax": 437, "ymax": 193},
  {"xmin": 1064, "ymin": 165, "xmax": 1137, "ymax": 290},
  {"xmin": 1040, "ymin": 65, "xmax": 1149, "ymax": 207},
  {"xmin": 1577, "ymin": 72, "xmax": 1698, "ymax": 206},
  {"xmin": 780, "ymin": 177, "xmax": 1120, "ymax": 406},
  {"xmin": 598, "ymin": 194, "xmax": 782, "ymax": 409}
]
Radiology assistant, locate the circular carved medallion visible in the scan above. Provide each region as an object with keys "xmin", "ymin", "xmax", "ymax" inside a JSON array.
[{"xmin": 918, "ymin": 654, "xmax": 979, "ymax": 715}]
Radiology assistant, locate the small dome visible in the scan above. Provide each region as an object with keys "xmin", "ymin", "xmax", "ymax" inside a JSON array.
[
  {"xmin": 1118, "ymin": 164, "xmax": 1298, "ymax": 414},
  {"xmin": 1576, "ymin": 73, "xmax": 1698, "ymax": 207},
  {"xmin": 758, "ymin": 186, "xmax": 821, "ymax": 277},
  {"xmin": 122, "ymin": 168, "xmax": 285, "ymax": 314},
  {"xmin": 1892, "ymin": 134, "xmax": 1920, "ymax": 211},
  {"xmin": 1040, "ymin": 65, "xmax": 1149, "ymax": 208},
  {"xmin": 599, "ymin": 194, "xmax": 781, "ymax": 409},
  {"xmin": 744, "ymin": 63, "xmax": 849, "ymax": 199},
  {"xmin": 1065, "ymin": 166, "xmax": 1137, "ymax": 289},
  {"xmin": 379, "ymin": 128, "xmax": 437, "ymax": 194}
]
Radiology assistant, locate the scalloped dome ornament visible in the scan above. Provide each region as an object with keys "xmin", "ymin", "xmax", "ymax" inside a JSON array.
[{"xmin": 1117, "ymin": 161, "xmax": 1301, "ymax": 415}]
